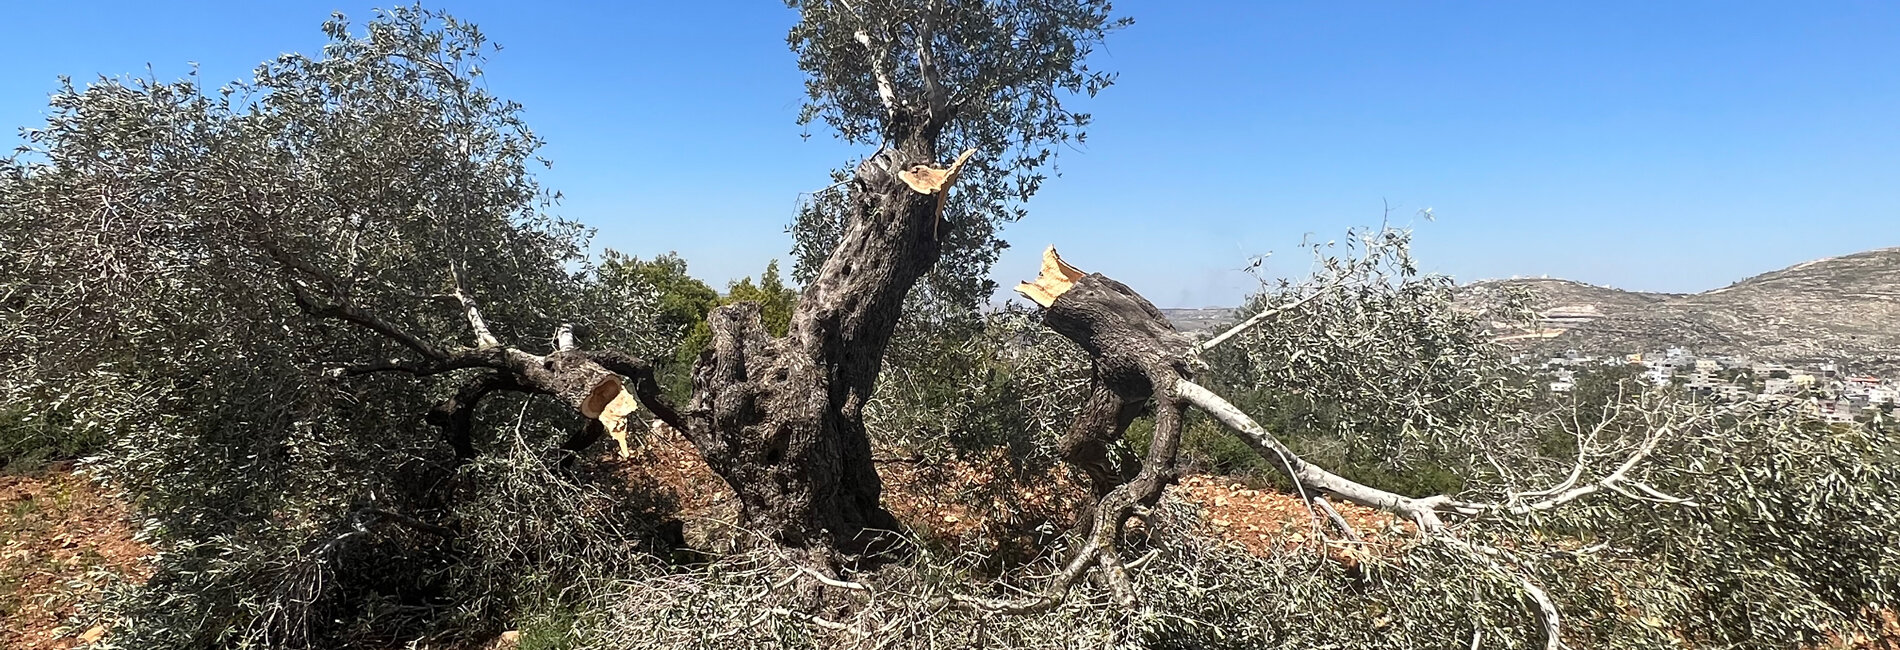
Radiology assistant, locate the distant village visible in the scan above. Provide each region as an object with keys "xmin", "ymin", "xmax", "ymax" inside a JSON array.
[{"xmin": 1528, "ymin": 347, "xmax": 1897, "ymax": 424}]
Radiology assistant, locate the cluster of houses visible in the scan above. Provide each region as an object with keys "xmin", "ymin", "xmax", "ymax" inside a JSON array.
[{"xmin": 1530, "ymin": 347, "xmax": 1897, "ymax": 423}]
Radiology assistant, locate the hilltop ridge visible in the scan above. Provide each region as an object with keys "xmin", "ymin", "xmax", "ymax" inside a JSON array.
[
  {"xmin": 1165, "ymin": 248, "xmax": 1900, "ymax": 373},
  {"xmin": 1468, "ymin": 247, "xmax": 1900, "ymax": 372}
]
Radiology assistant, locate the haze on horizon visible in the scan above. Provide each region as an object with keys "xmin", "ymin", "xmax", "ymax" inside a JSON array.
[{"xmin": 4, "ymin": 1, "xmax": 1895, "ymax": 308}]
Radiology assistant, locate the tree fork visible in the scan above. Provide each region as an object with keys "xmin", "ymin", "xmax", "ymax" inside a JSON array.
[{"xmin": 288, "ymin": 140, "xmax": 979, "ymax": 570}]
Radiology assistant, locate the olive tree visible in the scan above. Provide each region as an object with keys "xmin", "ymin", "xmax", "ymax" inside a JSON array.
[
  {"xmin": 786, "ymin": 0, "xmax": 1125, "ymax": 312},
  {"xmin": 4, "ymin": 0, "xmax": 1130, "ymax": 594},
  {"xmin": 655, "ymin": 0, "xmax": 1125, "ymax": 569},
  {"xmin": 958, "ymin": 226, "xmax": 1900, "ymax": 649},
  {"xmin": 1, "ymin": 8, "xmax": 692, "ymax": 645}
]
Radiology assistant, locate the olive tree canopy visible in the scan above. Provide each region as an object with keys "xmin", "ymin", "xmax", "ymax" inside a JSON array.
[{"xmin": 786, "ymin": 0, "xmax": 1127, "ymax": 310}]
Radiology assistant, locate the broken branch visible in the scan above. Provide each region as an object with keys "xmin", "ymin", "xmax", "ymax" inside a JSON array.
[{"xmin": 1014, "ymin": 245, "xmax": 1086, "ymax": 308}]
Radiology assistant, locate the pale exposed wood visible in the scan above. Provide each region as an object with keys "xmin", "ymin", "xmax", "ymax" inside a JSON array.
[
  {"xmin": 598, "ymin": 389, "xmax": 644, "ymax": 458},
  {"xmin": 578, "ymin": 376, "xmax": 644, "ymax": 458},
  {"xmin": 895, "ymin": 148, "xmax": 976, "ymax": 240},
  {"xmin": 579, "ymin": 376, "xmax": 622, "ymax": 419},
  {"xmin": 896, "ymin": 148, "xmax": 976, "ymax": 194},
  {"xmin": 1014, "ymin": 246, "xmax": 1086, "ymax": 308}
]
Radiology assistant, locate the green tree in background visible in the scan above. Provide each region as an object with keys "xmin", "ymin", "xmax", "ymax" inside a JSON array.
[
  {"xmin": 600, "ymin": 251, "xmax": 718, "ymax": 342},
  {"xmin": 722, "ymin": 260, "xmax": 797, "ymax": 337},
  {"xmin": 675, "ymin": 260, "xmax": 799, "ymax": 374}
]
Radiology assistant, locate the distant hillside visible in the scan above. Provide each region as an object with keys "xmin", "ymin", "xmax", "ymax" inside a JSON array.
[
  {"xmin": 1463, "ymin": 247, "xmax": 1900, "ymax": 373},
  {"xmin": 1159, "ymin": 308, "xmax": 1235, "ymax": 334}
]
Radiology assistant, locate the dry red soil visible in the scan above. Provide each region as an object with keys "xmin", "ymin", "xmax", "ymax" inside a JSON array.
[
  {"xmin": 613, "ymin": 424, "xmax": 1402, "ymax": 563},
  {"xmin": 28, "ymin": 435, "xmax": 1891, "ymax": 649},
  {"xmin": 1, "ymin": 463, "xmax": 152, "ymax": 649}
]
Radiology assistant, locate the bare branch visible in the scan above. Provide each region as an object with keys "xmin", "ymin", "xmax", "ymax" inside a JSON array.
[
  {"xmin": 448, "ymin": 260, "xmax": 501, "ymax": 348},
  {"xmin": 1193, "ymin": 279, "xmax": 1341, "ymax": 355},
  {"xmin": 1451, "ymin": 412, "xmax": 1701, "ymax": 515},
  {"xmin": 257, "ymin": 236, "xmax": 448, "ymax": 360},
  {"xmin": 1174, "ymin": 378, "xmax": 1455, "ymax": 529},
  {"xmin": 796, "ymin": 566, "xmax": 868, "ymax": 592},
  {"xmin": 916, "ymin": 0, "xmax": 949, "ymax": 124},
  {"xmin": 1179, "ymin": 376, "xmax": 1696, "ymax": 530},
  {"xmin": 1312, "ymin": 496, "xmax": 1363, "ymax": 543}
]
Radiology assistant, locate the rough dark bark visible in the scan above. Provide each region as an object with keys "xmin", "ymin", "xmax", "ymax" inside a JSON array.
[
  {"xmin": 295, "ymin": 136, "xmax": 956, "ymax": 570},
  {"xmin": 1059, "ymin": 382, "xmax": 1145, "ymax": 497},
  {"xmin": 677, "ymin": 139, "xmax": 955, "ymax": 567},
  {"xmin": 1045, "ymin": 272, "xmax": 1197, "ymax": 498},
  {"xmin": 965, "ymin": 257, "xmax": 1203, "ymax": 610},
  {"xmin": 559, "ymin": 419, "xmax": 608, "ymax": 464},
  {"xmin": 425, "ymin": 371, "xmax": 528, "ymax": 461},
  {"xmin": 1043, "ymin": 273, "xmax": 1197, "ymax": 588},
  {"xmin": 992, "ymin": 250, "xmax": 1567, "ymax": 623}
]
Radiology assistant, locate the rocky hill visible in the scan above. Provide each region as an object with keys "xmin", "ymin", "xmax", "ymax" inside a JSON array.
[{"xmin": 1464, "ymin": 247, "xmax": 1900, "ymax": 373}]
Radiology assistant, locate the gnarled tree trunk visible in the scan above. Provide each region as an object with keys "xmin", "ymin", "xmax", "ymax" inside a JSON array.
[{"xmin": 679, "ymin": 138, "xmax": 956, "ymax": 567}]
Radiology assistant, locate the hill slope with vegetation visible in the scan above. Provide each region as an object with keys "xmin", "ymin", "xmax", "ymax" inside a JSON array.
[{"xmin": 1464, "ymin": 247, "xmax": 1900, "ymax": 371}]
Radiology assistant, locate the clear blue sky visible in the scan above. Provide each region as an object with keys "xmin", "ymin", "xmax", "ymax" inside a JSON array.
[{"xmin": 6, "ymin": 2, "xmax": 1897, "ymax": 307}]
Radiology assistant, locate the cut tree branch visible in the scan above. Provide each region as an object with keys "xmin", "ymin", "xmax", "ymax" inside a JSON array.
[
  {"xmin": 968, "ymin": 248, "xmax": 1196, "ymax": 610},
  {"xmin": 1012, "ymin": 246, "xmax": 1699, "ymax": 648}
]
